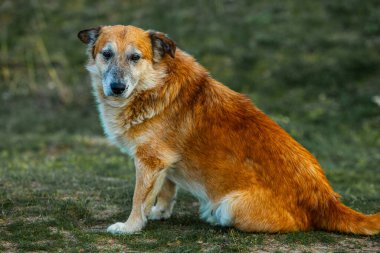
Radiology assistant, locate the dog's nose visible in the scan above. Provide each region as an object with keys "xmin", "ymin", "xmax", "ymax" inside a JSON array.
[{"xmin": 110, "ymin": 82, "xmax": 126, "ymax": 95}]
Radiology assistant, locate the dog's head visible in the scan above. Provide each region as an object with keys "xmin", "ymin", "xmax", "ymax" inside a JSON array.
[{"xmin": 78, "ymin": 25, "xmax": 176, "ymax": 98}]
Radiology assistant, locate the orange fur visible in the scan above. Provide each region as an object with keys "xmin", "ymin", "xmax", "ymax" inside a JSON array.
[{"xmin": 79, "ymin": 25, "xmax": 380, "ymax": 235}]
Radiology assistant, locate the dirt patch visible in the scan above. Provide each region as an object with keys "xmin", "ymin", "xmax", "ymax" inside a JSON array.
[
  {"xmin": 0, "ymin": 241, "xmax": 18, "ymax": 253},
  {"xmin": 249, "ymin": 237, "xmax": 380, "ymax": 253},
  {"xmin": 96, "ymin": 238, "xmax": 130, "ymax": 252}
]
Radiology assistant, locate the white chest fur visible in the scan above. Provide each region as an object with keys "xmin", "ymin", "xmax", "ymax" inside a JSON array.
[{"xmin": 97, "ymin": 103, "xmax": 136, "ymax": 156}]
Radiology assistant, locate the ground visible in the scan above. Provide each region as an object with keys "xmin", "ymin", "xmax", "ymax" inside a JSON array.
[
  {"xmin": 0, "ymin": 129, "xmax": 379, "ymax": 252},
  {"xmin": 1, "ymin": 0, "xmax": 380, "ymax": 252},
  {"xmin": 0, "ymin": 131, "xmax": 379, "ymax": 252}
]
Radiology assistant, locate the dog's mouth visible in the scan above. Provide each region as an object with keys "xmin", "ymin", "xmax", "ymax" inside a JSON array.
[
  {"xmin": 106, "ymin": 91, "xmax": 126, "ymax": 98},
  {"xmin": 102, "ymin": 88, "xmax": 131, "ymax": 108}
]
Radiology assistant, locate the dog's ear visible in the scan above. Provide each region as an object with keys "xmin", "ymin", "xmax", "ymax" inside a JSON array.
[
  {"xmin": 148, "ymin": 30, "xmax": 176, "ymax": 62},
  {"xmin": 77, "ymin": 27, "xmax": 101, "ymax": 45}
]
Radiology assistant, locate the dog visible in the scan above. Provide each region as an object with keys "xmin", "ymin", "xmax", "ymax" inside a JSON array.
[{"xmin": 78, "ymin": 25, "xmax": 379, "ymax": 235}]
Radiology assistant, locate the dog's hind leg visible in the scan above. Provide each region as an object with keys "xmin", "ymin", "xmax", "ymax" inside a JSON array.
[
  {"xmin": 148, "ymin": 177, "xmax": 177, "ymax": 220},
  {"xmin": 226, "ymin": 189, "xmax": 309, "ymax": 233}
]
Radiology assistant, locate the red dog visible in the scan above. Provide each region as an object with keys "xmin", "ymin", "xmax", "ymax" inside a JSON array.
[{"xmin": 78, "ymin": 25, "xmax": 380, "ymax": 235}]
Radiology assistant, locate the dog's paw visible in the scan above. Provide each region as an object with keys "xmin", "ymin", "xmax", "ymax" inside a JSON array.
[
  {"xmin": 107, "ymin": 222, "xmax": 128, "ymax": 234},
  {"xmin": 107, "ymin": 221, "xmax": 143, "ymax": 235},
  {"xmin": 148, "ymin": 205, "xmax": 172, "ymax": 220}
]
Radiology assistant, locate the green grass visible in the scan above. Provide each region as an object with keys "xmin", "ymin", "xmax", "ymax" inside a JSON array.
[
  {"xmin": 0, "ymin": 122, "xmax": 379, "ymax": 252},
  {"xmin": 1, "ymin": 0, "xmax": 380, "ymax": 252}
]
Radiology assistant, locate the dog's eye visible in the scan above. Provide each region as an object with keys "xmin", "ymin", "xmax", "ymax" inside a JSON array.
[
  {"xmin": 130, "ymin": 53, "xmax": 141, "ymax": 62},
  {"xmin": 102, "ymin": 50, "xmax": 113, "ymax": 60}
]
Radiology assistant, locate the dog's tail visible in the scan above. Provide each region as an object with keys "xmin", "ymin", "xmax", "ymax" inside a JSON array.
[{"xmin": 315, "ymin": 198, "xmax": 380, "ymax": 235}]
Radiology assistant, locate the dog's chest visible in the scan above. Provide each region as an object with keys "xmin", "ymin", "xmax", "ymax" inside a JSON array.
[{"xmin": 98, "ymin": 104, "xmax": 136, "ymax": 155}]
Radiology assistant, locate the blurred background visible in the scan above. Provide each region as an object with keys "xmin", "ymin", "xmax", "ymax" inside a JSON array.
[
  {"xmin": 1, "ymin": 1, "xmax": 379, "ymax": 251},
  {"xmin": 1, "ymin": 0, "xmax": 379, "ymax": 169}
]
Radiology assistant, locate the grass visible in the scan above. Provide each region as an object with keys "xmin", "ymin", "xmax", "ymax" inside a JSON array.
[
  {"xmin": 0, "ymin": 131, "xmax": 379, "ymax": 252},
  {"xmin": 1, "ymin": 0, "xmax": 380, "ymax": 252}
]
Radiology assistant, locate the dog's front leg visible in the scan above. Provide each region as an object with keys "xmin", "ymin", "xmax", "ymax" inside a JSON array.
[{"xmin": 107, "ymin": 153, "xmax": 169, "ymax": 234}]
